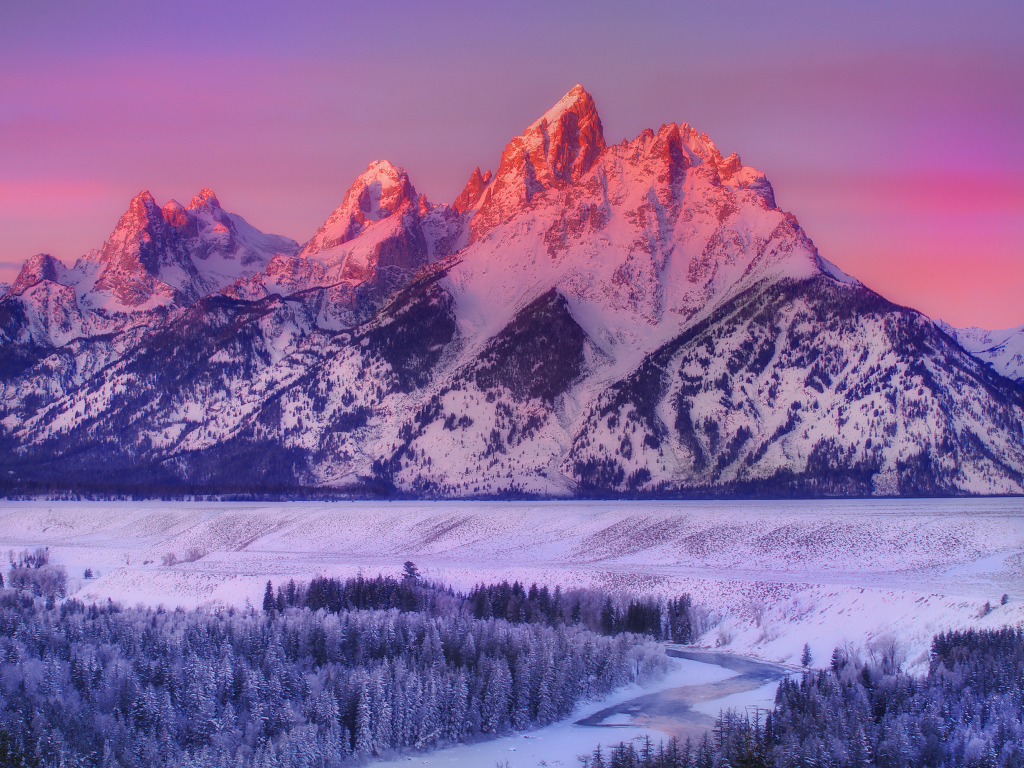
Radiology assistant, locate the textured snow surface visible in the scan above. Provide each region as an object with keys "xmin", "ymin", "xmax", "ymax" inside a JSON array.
[{"xmin": 3, "ymin": 497, "xmax": 1023, "ymax": 674}]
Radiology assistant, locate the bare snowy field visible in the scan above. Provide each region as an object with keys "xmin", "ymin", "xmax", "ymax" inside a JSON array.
[{"xmin": 2, "ymin": 497, "xmax": 1023, "ymax": 671}]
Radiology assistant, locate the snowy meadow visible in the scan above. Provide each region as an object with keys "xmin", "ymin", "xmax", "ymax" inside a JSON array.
[{"xmin": 2, "ymin": 497, "xmax": 1022, "ymax": 670}]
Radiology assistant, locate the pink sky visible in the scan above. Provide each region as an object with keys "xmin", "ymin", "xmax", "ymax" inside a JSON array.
[{"xmin": 1, "ymin": 1, "xmax": 1021, "ymax": 329}]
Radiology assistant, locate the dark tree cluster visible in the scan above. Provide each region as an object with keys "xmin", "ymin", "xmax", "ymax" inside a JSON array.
[
  {"xmin": 580, "ymin": 711, "xmax": 772, "ymax": 768},
  {"xmin": 469, "ymin": 583, "xmax": 694, "ymax": 643},
  {"xmin": 0, "ymin": 580, "xmax": 669, "ymax": 767},
  {"xmin": 772, "ymin": 627, "xmax": 1024, "ymax": 767},
  {"xmin": 582, "ymin": 735, "xmax": 713, "ymax": 768},
  {"xmin": 0, "ymin": 728, "xmax": 39, "ymax": 768},
  {"xmin": 582, "ymin": 626, "xmax": 1024, "ymax": 768},
  {"xmin": 261, "ymin": 573, "xmax": 695, "ymax": 645},
  {"xmin": 472, "ymin": 289, "xmax": 587, "ymax": 404},
  {"xmin": 5, "ymin": 548, "xmax": 66, "ymax": 602}
]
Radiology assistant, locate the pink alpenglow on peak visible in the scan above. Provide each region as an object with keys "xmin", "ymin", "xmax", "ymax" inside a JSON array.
[
  {"xmin": 160, "ymin": 199, "xmax": 194, "ymax": 230},
  {"xmin": 188, "ymin": 188, "xmax": 221, "ymax": 211},
  {"xmin": 300, "ymin": 160, "xmax": 419, "ymax": 258},
  {"xmin": 9, "ymin": 253, "xmax": 68, "ymax": 296},
  {"xmin": 452, "ymin": 167, "xmax": 493, "ymax": 214},
  {"xmin": 3, "ymin": 84, "xmax": 1024, "ymax": 499},
  {"xmin": 224, "ymin": 159, "xmax": 461, "ymax": 328},
  {"xmin": 0, "ymin": 188, "xmax": 299, "ymax": 349},
  {"xmin": 527, "ymin": 84, "xmax": 607, "ymax": 185},
  {"xmin": 469, "ymin": 84, "xmax": 606, "ymax": 242}
]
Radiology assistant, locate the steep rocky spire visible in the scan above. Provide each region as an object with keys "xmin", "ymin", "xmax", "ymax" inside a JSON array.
[
  {"xmin": 526, "ymin": 84, "xmax": 606, "ymax": 185},
  {"xmin": 452, "ymin": 167, "xmax": 493, "ymax": 214},
  {"xmin": 301, "ymin": 160, "xmax": 418, "ymax": 257},
  {"xmin": 468, "ymin": 85, "xmax": 607, "ymax": 242}
]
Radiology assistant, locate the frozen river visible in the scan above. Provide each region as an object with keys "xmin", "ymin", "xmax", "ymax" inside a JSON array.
[
  {"xmin": 578, "ymin": 648, "xmax": 793, "ymax": 743},
  {"xmin": 367, "ymin": 651, "xmax": 779, "ymax": 768}
]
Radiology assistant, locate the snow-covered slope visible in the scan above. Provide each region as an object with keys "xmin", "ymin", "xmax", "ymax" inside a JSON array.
[
  {"xmin": 1, "ymin": 86, "xmax": 1022, "ymax": 497},
  {"xmin": 225, "ymin": 161, "xmax": 462, "ymax": 330},
  {"xmin": 936, "ymin": 320, "xmax": 1024, "ymax": 385}
]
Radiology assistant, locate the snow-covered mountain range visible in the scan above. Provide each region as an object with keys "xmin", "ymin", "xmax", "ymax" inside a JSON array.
[{"xmin": 2, "ymin": 85, "xmax": 1022, "ymax": 497}]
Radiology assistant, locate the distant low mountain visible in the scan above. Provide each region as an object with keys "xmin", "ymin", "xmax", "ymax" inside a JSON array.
[
  {"xmin": 2, "ymin": 85, "xmax": 1022, "ymax": 498},
  {"xmin": 935, "ymin": 320, "xmax": 1024, "ymax": 385}
]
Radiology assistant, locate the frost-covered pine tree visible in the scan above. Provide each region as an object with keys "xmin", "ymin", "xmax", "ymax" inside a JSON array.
[
  {"xmin": 482, "ymin": 657, "xmax": 512, "ymax": 733},
  {"xmin": 354, "ymin": 678, "xmax": 373, "ymax": 755},
  {"xmin": 263, "ymin": 580, "xmax": 274, "ymax": 612},
  {"xmin": 512, "ymin": 654, "xmax": 531, "ymax": 730},
  {"xmin": 371, "ymin": 667, "xmax": 393, "ymax": 752}
]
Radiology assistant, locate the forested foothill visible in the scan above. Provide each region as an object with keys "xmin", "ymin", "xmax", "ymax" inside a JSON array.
[
  {"xmin": 0, "ymin": 567, "xmax": 694, "ymax": 767},
  {"xmin": 580, "ymin": 627, "xmax": 1024, "ymax": 768}
]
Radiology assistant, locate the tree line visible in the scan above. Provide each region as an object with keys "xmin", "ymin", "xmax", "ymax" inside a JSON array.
[{"xmin": 265, "ymin": 570, "xmax": 695, "ymax": 644}]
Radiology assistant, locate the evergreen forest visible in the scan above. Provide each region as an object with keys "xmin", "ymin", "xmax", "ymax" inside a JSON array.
[{"xmin": 0, "ymin": 571, "xmax": 684, "ymax": 767}]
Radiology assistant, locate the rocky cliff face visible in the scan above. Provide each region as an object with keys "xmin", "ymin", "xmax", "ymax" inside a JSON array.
[{"xmin": 1, "ymin": 86, "xmax": 1022, "ymax": 497}]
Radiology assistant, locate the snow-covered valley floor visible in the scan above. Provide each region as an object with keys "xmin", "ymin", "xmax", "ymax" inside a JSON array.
[{"xmin": 2, "ymin": 497, "xmax": 1023, "ymax": 674}]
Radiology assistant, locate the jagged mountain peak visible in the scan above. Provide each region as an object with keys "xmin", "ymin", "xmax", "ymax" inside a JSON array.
[
  {"xmin": 300, "ymin": 159, "xmax": 418, "ymax": 257},
  {"xmin": 356, "ymin": 160, "xmax": 417, "ymax": 217},
  {"xmin": 467, "ymin": 85, "xmax": 606, "ymax": 241},
  {"xmin": 54, "ymin": 188, "xmax": 298, "ymax": 311},
  {"xmin": 452, "ymin": 167, "xmax": 493, "ymax": 214},
  {"xmin": 9, "ymin": 253, "xmax": 67, "ymax": 295},
  {"xmin": 527, "ymin": 84, "xmax": 606, "ymax": 183},
  {"xmin": 187, "ymin": 188, "xmax": 221, "ymax": 211},
  {"xmin": 4, "ymin": 86, "xmax": 1023, "ymax": 500},
  {"xmin": 131, "ymin": 189, "xmax": 156, "ymax": 204},
  {"xmin": 99, "ymin": 191, "xmax": 172, "ymax": 267},
  {"xmin": 117, "ymin": 190, "xmax": 162, "ymax": 233},
  {"xmin": 526, "ymin": 85, "xmax": 602, "ymax": 163},
  {"xmin": 105, "ymin": 190, "xmax": 219, "ymax": 244},
  {"xmin": 530, "ymin": 85, "xmax": 601, "ymax": 133}
]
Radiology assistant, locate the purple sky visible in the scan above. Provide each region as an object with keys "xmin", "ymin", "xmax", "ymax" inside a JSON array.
[{"xmin": 1, "ymin": 0, "xmax": 1021, "ymax": 328}]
